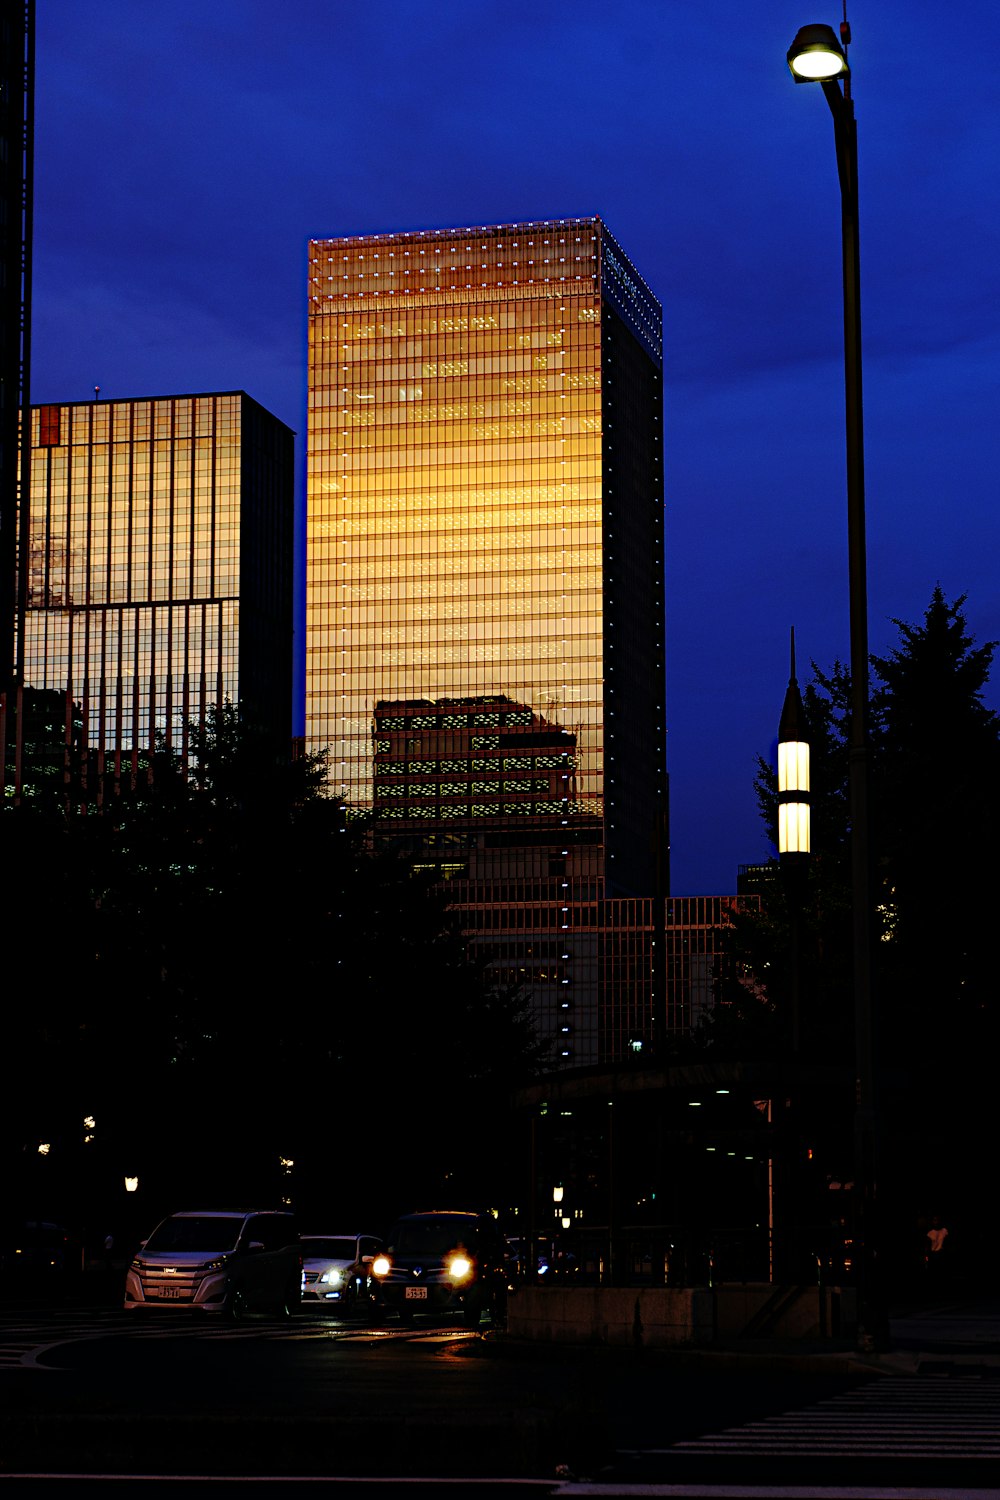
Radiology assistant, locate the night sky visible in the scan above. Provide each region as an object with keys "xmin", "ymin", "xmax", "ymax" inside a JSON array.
[{"xmin": 29, "ymin": 0, "xmax": 1000, "ymax": 894}]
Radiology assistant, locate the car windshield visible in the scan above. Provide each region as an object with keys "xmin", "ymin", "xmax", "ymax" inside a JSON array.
[
  {"xmin": 388, "ymin": 1218, "xmax": 477, "ymax": 1257},
  {"xmin": 143, "ymin": 1216, "xmax": 243, "ymax": 1254},
  {"xmin": 302, "ymin": 1238, "xmax": 358, "ymax": 1260}
]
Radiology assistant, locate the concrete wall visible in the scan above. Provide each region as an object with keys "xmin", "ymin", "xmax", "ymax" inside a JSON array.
[
  {"xmin": 714, "ymin": 1282, "xmax": 857, "ymax": 1341},
  {"xmin": 506, "ymin": 1283, "xmax": 857, "ymax": 1347},
  {"xmin": 506, "ymin": 1285, "xmax": 715, "ymax": 1347}
]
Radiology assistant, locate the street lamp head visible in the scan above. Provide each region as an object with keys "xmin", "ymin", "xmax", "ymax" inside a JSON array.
[{"xmin": 787, "ymin": 23, "xmax": 849, "ymax": 82}]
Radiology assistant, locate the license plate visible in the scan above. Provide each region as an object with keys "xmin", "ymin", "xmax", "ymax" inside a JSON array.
[
  {"xmin": 404, "ymin": 1286, "xmax": 428, "ymax": 1300},
  {"xmin": 150, "ymin": 1285, "xmax": 181, "ymax": 1298}
]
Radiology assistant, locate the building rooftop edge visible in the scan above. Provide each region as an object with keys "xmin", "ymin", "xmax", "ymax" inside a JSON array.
[
  {"xmin": 308, "ymin": 215, "xmax": 603, "ymax": 249},
  {"xmin": 30, "ymin": 392, "xmax": 293, "ymax": 426}
]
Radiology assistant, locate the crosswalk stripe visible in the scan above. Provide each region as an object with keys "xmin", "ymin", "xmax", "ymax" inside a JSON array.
[{"xmin": 666, "ymin": 1377, "xmax": 1000, "ymax": 1458}]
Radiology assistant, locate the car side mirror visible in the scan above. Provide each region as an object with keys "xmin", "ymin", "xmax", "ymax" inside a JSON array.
[
  {"xmin": 361, "ymin": 1254, "xmax": 374, "ymax": 1265},
  {"xmin": 247, "ymin": 1241, "xmax": 265, "ymax": 1254}
]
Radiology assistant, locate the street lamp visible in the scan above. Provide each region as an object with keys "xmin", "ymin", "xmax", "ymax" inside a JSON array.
[
  {"xmin": 778, "ymin": 627, "xmax": 810, "ymax": 1060},
  {"xmin": 786, "ymin": 15, "xmax": 882, "ymax": 1350},
  {"xmin": 777, "ymin": 630, "xmax": 810, "ymax": 1279}
]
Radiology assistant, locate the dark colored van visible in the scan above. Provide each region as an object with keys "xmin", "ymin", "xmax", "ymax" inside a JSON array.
[{"xmin": 369, "ymin": 1209, "xmax": 507, "ymax": 1327}]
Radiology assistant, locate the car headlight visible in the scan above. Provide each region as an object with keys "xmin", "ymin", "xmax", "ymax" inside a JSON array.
[
  {"xmin": 371, "ymin": 1255, "xmax": 391, "ymax": 1277},
  {"xmin": 447, "ymin": 1254, "xmax": 472, "ymax": 1283},
  {"xmin": 320, "ymin": 1268, "xmax": 343, "ymax": 1287},
  {"xmin": 198, "ymin": 1257, "xmax": 229, "ymax": 1272}
]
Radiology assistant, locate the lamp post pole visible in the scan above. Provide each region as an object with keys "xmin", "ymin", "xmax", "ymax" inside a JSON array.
[
  {"xmin": 786, "ymin": 20, "xmax": 882, "ymax": 1349},
  {"xmin": 778, "ymin": 628, "xmax": 810, "ymax": 1279}
]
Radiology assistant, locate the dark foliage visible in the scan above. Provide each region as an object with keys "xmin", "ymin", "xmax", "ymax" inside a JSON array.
[
  {"xmin": 3, "ymin": 699, "xmax": 547, "ymax": 1240},
  {"xmin": 732, "ymin": 589, "xmax": 1000, "ymax": 1248}
]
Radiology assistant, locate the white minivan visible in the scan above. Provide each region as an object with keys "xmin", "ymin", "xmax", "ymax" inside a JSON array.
[{"xmin": 124, "ymin": 1210, "xmax": 301, "ymax": 1318}]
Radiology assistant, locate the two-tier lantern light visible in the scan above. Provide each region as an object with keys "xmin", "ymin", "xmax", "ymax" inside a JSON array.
[{"xmin": 778, "ymin": 630, "xmax": 810, "ymax": 864}]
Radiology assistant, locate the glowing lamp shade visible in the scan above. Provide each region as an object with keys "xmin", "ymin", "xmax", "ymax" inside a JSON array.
[
  {"xmin": 787, "ymin": 23, "xmax": 849, "ymax": 81},
  {"xmin": 778, "ymin": 633, "xmax": 811, "ymax": 857},
  {"xmin": 779, "ymin": 799, "xmax": 811, "ymax": 855},
  {"xmin": 778, "ymin": 740, "xmax": 810, "ymax": 795},
  {"xmin": 124, "ymin": 1176, "xmax": 139, "ymax": 1193},
  {"xmin": 778, "ymin": 741, "xmax": 811, "ymax": 854}
]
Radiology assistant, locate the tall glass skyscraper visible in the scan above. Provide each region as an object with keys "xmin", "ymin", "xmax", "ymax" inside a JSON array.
[
  {"xmin": 306, "ymin": 219, "xmax": 666, "ymax": 1062},
  {"xmin": 22, "ymin": 392, "xmax": 293, "ymax": 782}
]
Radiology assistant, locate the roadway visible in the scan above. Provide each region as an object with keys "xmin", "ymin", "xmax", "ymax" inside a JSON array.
[{"xmin": 3, "ymin": 1287, "xmax": 1000, "ymax": 1496}]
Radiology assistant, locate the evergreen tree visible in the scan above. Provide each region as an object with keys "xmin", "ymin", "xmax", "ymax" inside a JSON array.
[
  {"xmin": 871, "ymin": 587, "xmax": 1000, "ymax": 1062},
  {"xmin": 734, "ymin": 589, "xmax": 1000, "ymax": 1267}
]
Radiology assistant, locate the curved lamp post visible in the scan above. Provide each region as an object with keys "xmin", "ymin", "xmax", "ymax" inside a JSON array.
[{"xmin": 786, "ymin": 18, "xmax": 882, "ymax": 1350}]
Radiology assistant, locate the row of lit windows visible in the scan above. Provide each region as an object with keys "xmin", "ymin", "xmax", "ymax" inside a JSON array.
[
  {"xmin": 376, "ymin": 761, "xmax": 571, "ymax": 780},
  {"xmin": 314, "ymin": 477, "xmax": 597, "ymax": 508},
  {"xmin": 374, "ymin": 754, "xmax": 574, "ymax": 771},
  {"xmin": 314, "ymin": 590, "xmax": 600, "ymax": 610},
  {"xmin": 378, "ymin": 780, "xmax": 562, "ymax": 797},
  {"xmin": 316, "ymin": 457, "xmax": 601, "ymax": 480},
  {"xmin": 315, "ymin": 512, "xmax": 601, "ymax": 540},
  {"xmin": 311, "ymin": 640, "xmax": 598, "ymax": 671},
  {"xmin": 311, "ymin": 390, "xmax": 595, "ymax": 415},
  {"xmin": 313, "ymin": 420, "xmax": 600, "ymax": 445},
  {"xmin": 324, "ymin": 558, "xmax": 601, "ymax": 585},
  {"xmin": 311, "ymin": 303, "xmax": 600, "ymax": 344},
  {"xmin": 33, "ymin": 398, "xmax": 243, "ymax": 448},
  {"xmin": 318, "ymin": 332, "xmax": 594, "ymax": 359},
  {"xmin": 312, "ymin": 395, "xmax": 597, "ymax": 424},
  {"xmin": 314, "ymin": 350, "xmax": 597, "ymax": 383},
  {"xmin": 322, "ymin": 519, "xmax": 601, "ymax": 546},
  {"xmin": 317, "ymin": 475, "xmax": 602, "ymax": 500},
  {"xmin": 312, "ymin": 652, "xmax": 600, "ymax": 676}
]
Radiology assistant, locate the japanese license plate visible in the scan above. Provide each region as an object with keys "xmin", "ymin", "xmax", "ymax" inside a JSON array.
[{"xmin": 404, "ymin": 1286, "xmax": 428, "ymax": 1300}]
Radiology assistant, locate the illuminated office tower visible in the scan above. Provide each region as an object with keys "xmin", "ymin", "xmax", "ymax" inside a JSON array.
[
  {"xmin": 2, "ymin": 1, "xmax": 35, "ymax": 688},
  {"xmin": 306, "ymin": 219, "xmax": 666, "ymax": 1062},
  {"xmin": 23, "ymin": 392, "xmax": 293, "ymax": 782}
]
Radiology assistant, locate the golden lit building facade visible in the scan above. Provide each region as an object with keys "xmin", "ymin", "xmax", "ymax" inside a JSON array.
[
  {"xmin": 23, "ymin": 392, "xmax": 293, "ymax": 777},
  {"xmin": 306, "ymin": 219, "xmax": 665, "ymax": 1064}
]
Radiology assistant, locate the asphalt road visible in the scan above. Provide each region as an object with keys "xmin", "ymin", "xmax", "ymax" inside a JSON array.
[{"xmin": 3, "ymin": 1290, "xmax": 1000, "ymax": 1495}]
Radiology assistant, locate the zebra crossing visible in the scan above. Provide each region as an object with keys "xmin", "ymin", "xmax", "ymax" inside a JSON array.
[{"xmin": 653, "ymin": 1373, "xmax": 1000, "ymax": 1460}]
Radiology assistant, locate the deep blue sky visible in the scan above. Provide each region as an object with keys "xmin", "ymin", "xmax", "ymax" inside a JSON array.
[{"xmin": 30, "ymin": 0, "xmax": 1000, "ymax": 894}]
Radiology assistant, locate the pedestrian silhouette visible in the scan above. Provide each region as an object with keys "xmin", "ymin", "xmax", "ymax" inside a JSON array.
[{"xmin": 924, "ymin": 1213, "xmax": 949, "ymax": 1296}]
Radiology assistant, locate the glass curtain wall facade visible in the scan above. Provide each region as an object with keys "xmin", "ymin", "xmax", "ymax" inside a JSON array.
[
  {"xmin": 1, "ymin": 0, "xmax": 34, "ymax": 689},
  {"xmin": 23, "ymin": 392, "xmax": 293, "ymax": 784},
  {"xmin": 306, "ymin": 219, "xmax": 665, "ymax": 1064},
  {"xmin": 666, "ymin": 896, "xmax": 764, "ymax": 1035}
]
